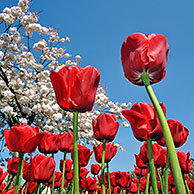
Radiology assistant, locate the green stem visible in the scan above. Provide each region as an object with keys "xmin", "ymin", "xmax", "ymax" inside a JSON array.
[
  {"xmin": 14, "ymin": 152, "xmax": 24, "ymax": 194},
  {"xmin": 157, "ymin": 168, "xmax": 164, "ymax": 194},
  {"xmin": 141, "ymin": 73, "xmax": 186, "ymax": 194},
  {"xmin": 164, "ymin": 150, "xmax": 169, "ymax": 194},
  {"xmin": 3, "ymin": 175, "xmax": 14, "ymax": 191},
  {"xmin": 73, "ymin": 111, "xmax": 79, "ymax": 194},
  {"xmin": 51, "ymin": 153, "xmax": 55, "ymax": 194},
  {"xmin": 35, "ymin": 183, "xmax": 40, "ymax": 194},
  {"xmin": 18, "ymin": 158, "xmax": 24, "ymax": 190},
  {"xmin": 46, "ymin": 186, "xmax": 49, "ymax": 194},
  {"xmin": 145, "ymin": 170, "xmax": 150, "ymax": 194},
  {"xmin": 183, "ymin": 174, "xmax": 191, "ymax": 194},
  {"xmin": 147, "ymin": 139, "xmax": 158, "ymax": 194},
  {"xmin": 107, "ymin": 162, "xmax": 111, "ymax": 194},
  {"xmin": 24, "ymin": 183, "xmax": 28, "ymax": 194},
  {"xmin": 101, "ymin": 140, "xmax": 106, "ymax": 194},
  {"xmin": 137, "ymin": 168, "xmax": 142, "ymax": 194},
  {"xmin": 60, "ymin": 152, "xmax": 67, "ymax": 194}
]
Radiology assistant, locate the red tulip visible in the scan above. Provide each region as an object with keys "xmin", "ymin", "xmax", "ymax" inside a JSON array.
[
  {"xmin": 122, "ymin": 102, "xmax": 165, "ymax": 141},
  {"xmin": 79, "ymin": 167, "xmax": 89, "ymax": 179},
  {"xmin": 115, "ymin": 171, "xmax": 131, "ymax": 188},
  {"xmin": 24, "ymin": 182, "xmax": 37, "ymax": 194},
  {"xmin": 155, "ymin": 145, "xmax": 167, "ymax": 167},
  {"xmin": 38, "ymin": 131, "xmax": 59, "ymax": 154},
  {"xmin": 139, "ymin": 176, "xmax": 147, "ymax": 192},
  {"xmin": 91, "ymin": 164, "xmax": 101, "ymax": 175},
  {"xmin": 50, "ymin": 65, "xmax": 100, "ymax": 113},
  {"xmin": 30, "ymin": 154, "xmax": 56, "ymax": 183},
  {"xmin": 79, "ymin": 178, "xmax": 86, "ymax": 190},
  {"xmin": 121, "ymin": 33, "xmax": 169, "ymax": 86},
  {"xmin": 46, "ymin": 171, "xmax": 62, "ymax": 188},
  {"xmin": 97, "ymin": 174, "xmax": 108, "ymax": 185},
  {"xmin": 58, "ymin": 132, "xmax": 73, "ymax": 152},
  {"xmin": 60, "ymin": 159, "xmax": 73, "ymax": 172},
  {"xmin": 134, "ymin": 165, "xmax": 148, "ymax": 176},
  {"xmin": 7, "ymin": 157, "xmax": 26, "ymax": 176},
  {"xmin": 97, "ymin": 187, "xmax": 102, "ymax": 194},
  {"xmin": 4, "ymin": 124, "xmax": 43, "ymax": 153},
  {"xmin": 175, "ymin": 151, "xmax": 192, "ymax": 174},
  {"xmin": 0, "ymin": 168, "xmax": 8, "ymax": 184},
  {"xmin": 188, "ymin": 179, "xmax": 194, "ymax": 191},
  {"xmin": 0, "ymin": 183, "xmax": 6, "ymax": 192},
  {"xmin": 157, "ymin": 119, "xmax": 189, "ymax": 147},
  {"xmin": 109, "ymin": 172, "xmax": 117, "ymax": 187},
  {"xmin": 23, "ymin": 162, "xmax": 33, "ymax": 182},
  {"xmin": 92, "ymin": 113, "xmax": 119, "ymax": 142},
  {"xmin": 135, "ymin": 142, "xmax": 165, "ymax": 169},
  {"xmin": 129, "ymin": 182, "xmax": 138, "ymax": 193},
  {"xmin": 65, "ymin": 169, "xmax": 73, "ymax": 182},
  {"xmin": 135, "ymin": 154, "xmax": 148, "ymax": 169},
  {"xmin": 1, "ymin": 186, "xmax": 21, "ymax": 194},
  {"xmin": 93, "ymin": 142, "xmax": 117, "ymax": 163},
  {"xmin": 85, "ymin": 177, "xmax": 97, "ymax": 192},
  {"xmin": 71, "ymin": 144, "xmax": 93, "ymax": 167}
]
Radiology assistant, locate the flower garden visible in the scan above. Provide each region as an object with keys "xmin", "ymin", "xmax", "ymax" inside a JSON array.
[{"xmin": 0, "ymin": 1, "xmax": 193, "ymax": 194}]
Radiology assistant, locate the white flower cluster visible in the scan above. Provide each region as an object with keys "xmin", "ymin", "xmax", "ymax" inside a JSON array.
[{"xmin": 0, "ymin": 1, "xmax": 132, "ymax": 152}]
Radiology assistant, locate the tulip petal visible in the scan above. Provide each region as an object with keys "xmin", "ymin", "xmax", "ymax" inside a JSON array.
[{"xmin": 24, "ymin": 133, "xmax": 44, "ymax": 153}]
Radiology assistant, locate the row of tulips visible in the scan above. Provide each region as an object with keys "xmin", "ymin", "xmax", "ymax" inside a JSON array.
[
  {"xmin": 0, "ymin": 142, "xmax": 193, "ymax": 194},
  {"xmin": 1, "ymin": 32, "xmax": 192, "ymax": 194}
]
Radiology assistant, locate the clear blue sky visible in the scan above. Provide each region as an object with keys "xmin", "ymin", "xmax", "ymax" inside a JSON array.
[{"xmin": 1, "ymin": 0, "xmax": 194, "ymax": 172}]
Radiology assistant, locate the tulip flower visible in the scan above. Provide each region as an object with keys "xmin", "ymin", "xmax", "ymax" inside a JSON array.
[
  {"xmin": 60, "ymin": 159, "xmax": 73, "ymax": 173},
  {"xmin": 115, "ymin": 171, "xmax": 131, "ymax": 188},
  {"xmin": 79, "ymin": 178, "xmax": 86, "ymax": 190},
  {"xmin": 38, "ymin": 131, "xmax": 59, "ymax": 154},
  {"xmin": 109, "ymin": 172, "xmax": 117, "ymax": 187},
  {"xmin": 129, "ymin": 182, "xmax": 138, "ymax": 193},
  {"xmin": 91, "ymin": 164, "xmax": 101, "ymax": 176},
  {"xmin": 58, "ymin": 132, "xmax": 73, "ymax": 194},
  {"xmin": 23, "ymin": 182, "xmax": 37, "ymax": 194},
  {"xmin": 157, "ymin": 119, "xmax": 189, "ymax": 148},
  {"xmin": 85, "ymin": 177, "xmax": 97, "ymax": 192},
  {"xmin": 93, "ymin": 142, "xmax": 117, "ymax": 163},
  {"xmin": 46, "ymin": 171, "xmax": 63, "ymax": 188},
  {"xmin": 30, "ymin": 154, "xmax": 56, "ymax": 183},
  {"xmin": 135, "ymin": 142, "xmax": 166, "ymax": 168},
  {"xmin": 65, "ymin": 169, "xmax": 73, "ymax": 183},
  {"xmin": 121, "ymin": 33, "xmax": 169, "ymax": 86},
  {"xmin": 94, "ymin": 143, "xmax": 117, "ymax": 194},
  {"xmin": 79, "ymin": 167, "xmax": 89, "ymax": 179},
  {"xmin": 58, "ymin": 132, "xmax": 73, "ymax": 152},
  {"xmin": 122, "ymin": 102, "xmax": 165, "ymax": 141},
  {"xmin": 0, "ymin": 168, "xmax": 8, "ymax": 192},
  {"xmin": 51, "ymin": 66, "xmax": 100, "ymax": 194},
  {"xmin": 135, "ymin": 154, "xmax": 148, "ymax": 169},
  {"xmin": 1, "ymin": 186, "xmax": 21, "ymax": 194},
  {"xmin": 7, "ymin": 158, "xmax": 26, "ymax": 176},
  {"xmin": 50, "ymin": 65, "xmax": 100, "ymax": 113},
  {"xmin": 92, "ymin": 113, "xmax": 119, "ymax": 142},
  {"xmin": 0, "ymin": 183, "xmax": 6, "ymax": 192},
  {"xmin": 71, "ymin": 144, "xmax": 93, "ymax": 167},
  {"xmin": 175, "ymin": 151, "xmax": 192, "ymax": 174},
  {"xmin": 0, "ymin": 168, "xmax": 8, "ymax": 185},
  {"xmin": 4, "ymin": 124, "xmax": 43, "ymax": 153},
  {"xmin": 134, "ymin": 165, "xmax": 148, "ymax": 176},
  {"xmin": 23, "ymin": 162, "xmax": 33, "ymax": 182}
]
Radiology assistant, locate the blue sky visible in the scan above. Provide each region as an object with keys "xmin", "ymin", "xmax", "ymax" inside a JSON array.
[{"xmin": 1, "ymin": 0, "xmax": 194, "ymax": 172}]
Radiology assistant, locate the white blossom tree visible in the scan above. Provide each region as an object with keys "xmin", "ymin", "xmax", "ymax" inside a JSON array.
[{"xmin": 0, "ymin": 0, "xmax": 131, "ymax": 164}]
